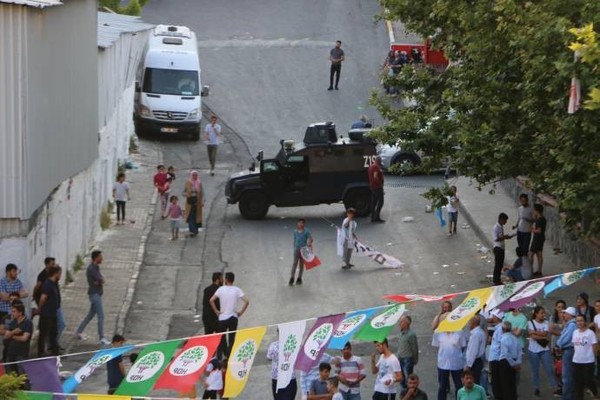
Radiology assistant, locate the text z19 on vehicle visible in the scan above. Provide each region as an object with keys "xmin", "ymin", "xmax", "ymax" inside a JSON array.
[{"xmin": 225, "ymin": 122, "xmax": 377, "ymax": 219}]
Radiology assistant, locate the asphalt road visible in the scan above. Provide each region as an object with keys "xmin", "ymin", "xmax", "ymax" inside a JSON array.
[{"xmin": 122, "ymin": 1, "xmax": 519, "ymax": 398}]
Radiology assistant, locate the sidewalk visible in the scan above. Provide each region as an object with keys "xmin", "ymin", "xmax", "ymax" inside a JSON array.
[
  {"xmin": 454, "ymin": 175, "xmax": 598, "ymax": 299},
  {"xmin": 60, "ymin": 139, "xmax": 161, "ymax": 352}
]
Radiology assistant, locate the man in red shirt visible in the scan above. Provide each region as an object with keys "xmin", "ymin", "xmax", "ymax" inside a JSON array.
[{"xmin": 368, "ymin": 156, "xmax": 385, "ymax": 223}]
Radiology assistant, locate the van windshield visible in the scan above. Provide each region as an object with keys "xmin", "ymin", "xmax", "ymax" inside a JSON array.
[{"xmin": 142, "ymin": 68, "xmax": 199, "ymax": 96}]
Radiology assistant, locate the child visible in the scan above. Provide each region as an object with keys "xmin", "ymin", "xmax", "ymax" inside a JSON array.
[
  {"xmin": 162, "ymin": 196, "xmax": 183, "ymax": 240},
  {"xmin": 153, "ymin": 165, "xmax": 169, "ymax": 212},
  {"xmin": 328, "ymin": 376, "xmax": 343, "ymax": 400},
  {"xmin": 112, "ymin": 173, "xmax": 130, "ymax": 225},
  {"xmin": 446, "ymin": 185, "xmax": 459, "ymax": 236},
  {"xmin": 503, "ymin": 247, "xmax": 532, "ymax": 282},
  {"xmin": 201, "ymin": 357, "xmax": 223, "ymax": 399}
]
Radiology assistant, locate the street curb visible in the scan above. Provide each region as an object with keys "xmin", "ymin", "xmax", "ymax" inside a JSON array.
[
  {"xmin": 458, "ymin": 198, "xmax": 493, "ymax": 250},
  {"xmin": 114, "ymin": 143, "xmax": 162, "ymax": 336}
]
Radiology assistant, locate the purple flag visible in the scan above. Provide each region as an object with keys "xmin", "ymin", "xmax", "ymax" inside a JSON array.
[
  {"xmin": 498, "ymin": 277, "xmax": 553, "ymax": 311},
  {"xmin": 295, "ymin": 314, "xmax": 345, "ymax": 372},
  {"xmin": 22, "ymin": 357, "xmax": 63, "ymax": 394}
]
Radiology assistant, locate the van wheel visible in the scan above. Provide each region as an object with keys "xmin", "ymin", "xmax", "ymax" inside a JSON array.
[
  {"xmin": 239, "ymin": 191, "xmax": 269, "ymax": 219},
  {"xmin": 343, "ymin": 189, "xmax": 371, "ymax": 217},
  {"xmin": 191, "ymin": 127, "xmax": 200, "ymax": 141}
]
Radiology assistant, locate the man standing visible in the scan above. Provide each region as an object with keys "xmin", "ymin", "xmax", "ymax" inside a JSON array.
[
  {"xmin": 498, "ymin": 321, "xmax": 522, "ymax": 400},
  {"xmin": 397, "ymin": 316, "xmax": 419, "ymax": 390},
  {"xmin": 512, "ymin": 194, "xmax": 533, "ymax": 252},
  {"xmin": 399, "ymin": 374, "xmax": 428, "ymax": 400},
  {"xmin": 341, "ymin": 208, "xmax": 357, "ymax": 269},
  {"xmin": 34, "ymin": 257, "xmax": 66, "ymax": 344},
  {"xmin": 487, "ymin": 310, "xmax": 505, "ymax": 400},
  {"xmin": 557, "ymin": 307, "xmax": 578, "ymax": 400},
  {"xmin": 0, "ymin": 264, "xmax": 28, "ymax": 323},
  {"xmin": 204, "ymin": 115, "xmax": 222, "ymax": 176},
  {"xmin": 2, "ymin": 303, "xmax": 33, "ymax": 377},
  {"xmin": 76, "ymin": 250, "xmax": 110, "ymax": 345},
  {"xmin": 107, "ymin": 334, "xmax": 127, "ymax": 394},
  {"xmin": 432, "ymin": 329, "xmax": 466, "ymax": 400},
  {"xmin": 492, "ymin": 213, "xmax": 513, "ymax": 285},
  {"xmin": 335, "ymin": 342, "xmax": 366, "ymax": 399},
  {"xmin": 371, "ymin": 338, "xmax": 403, "ymax": 400},
  {"xmin": 328, "ymin": 40, "xmax": 345, "ymax": 90},
  {"xmin": 290, "ymin": 218, "xmax": 313, "ymax": 286},
  {"xmin": 38, "ymin": 266, "xmax": 61, "ymax": 356},
  {"xmin": 464, "ymin": 316, "xmax": 486, "ymax": 385},
  {"xmin": 202, "ymin": 272, "xmax": 223, "ymax": 334},
  {"xmin": 368, "ymin": 156, "xmax": 385, "ymax": 223},
  {"xmin": 210, "ymin": 272, "xmax": 250, "ymax": 359}
]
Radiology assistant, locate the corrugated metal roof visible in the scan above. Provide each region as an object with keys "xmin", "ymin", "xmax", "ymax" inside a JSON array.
[
  {"xmin": 98, "ymin": 12, "xmax": 155, "ymax": 49},
  {"xmin": 0, "ymin": 0, "xmax": 62, "ymax": 7}
]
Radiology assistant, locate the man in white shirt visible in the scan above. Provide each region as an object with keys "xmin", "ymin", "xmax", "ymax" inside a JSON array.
[
  {"xmin": 433, "ymin": 328, "xmax": 467, "ymax": 400},
  {"xmin": 370, "ymin": 338, "xmax": 403, "ymax": 400},
  {"xmin": 464, "ymin": 316, "xmax": 486, "ymax": 385},
  {"xmin": 513, "ymin": 194, "xmax": 533, "ymax": 252},
  {"xmin": 204, "ymin": 115, "xmax": 222, "ymax": 176},
  {"xmin": 209, "ymin": 272, "xmax": 250, "ymax": 359},
  {"xmin": 492, "ymin": 213, "xmax": 514, "ymax": 285},
  {"xmin": 341, "ymin": 208, "xmax": 357, "ymax": 270}
]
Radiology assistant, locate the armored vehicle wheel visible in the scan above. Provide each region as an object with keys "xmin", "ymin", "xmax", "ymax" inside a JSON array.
[
  {"xmin": 343, "ymin": 189, "xmax": 371, "ymax": 217},
  {"xmin": 239, "ymin": 191, "xmax": 269, "ymax": 219}
]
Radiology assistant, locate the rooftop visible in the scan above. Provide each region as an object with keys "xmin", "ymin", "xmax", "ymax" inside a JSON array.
[
  {"xmin": 0, "ymin": 0, "xmax": 62, "ymax": 7},
  {"xmin": 98, "ymin": 11, "xmax": 154, "ymax": 49}
]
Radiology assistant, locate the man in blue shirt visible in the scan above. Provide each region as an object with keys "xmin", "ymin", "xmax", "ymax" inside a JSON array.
[
  {"xmin": 464, "ymin": 316, "xmax": 486, "ymax": 385},
  {"xmin": 107, "ymin": 334, "xmax": 126, "ymax": 394},
  {"xmin": 351, "ymin": 115, "xmax": 370, "ymax": 129},
  {"xmin": 498, "ymin": 321, "xmax": 522, "ymax": 400},
  {"xmin": 487, "ymin": 309, "xmax": 504, "ymax": 400},
  {"xmin": 290, "ymin": 219, "xmax": 313, "ymax": 286},
  {"xmin": 557, "ymin": 307, "xmax": 577, "ymax": 400}
]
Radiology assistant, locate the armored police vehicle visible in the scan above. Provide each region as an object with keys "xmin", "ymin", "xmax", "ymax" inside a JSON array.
[{"xmin": 225, "ymin": 122, "xmax": 377, "ymax": 219}]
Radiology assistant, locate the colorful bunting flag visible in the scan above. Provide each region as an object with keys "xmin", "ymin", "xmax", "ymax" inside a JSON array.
[
  {"xmin": 63, "ymin": 345, "xmax": 134, "ymax": 393},
  {"xmin": 328, "ymin": 307, "xmax": 379, "ymax": 349},
  {"xmin": 353, "ymin": 304, "xmax": 405, "ymax": 342},
  {"xmin": 498, "ymin": 277, "xmax": 553, "ymax": 311},
  {"xmin": 384, "ymin": 293, "xmax": 458, "ymax": 304},
  {"xmin": 276, "ymin": 320, "xmax": 306, "ymax": 392},
  {"xmin": 544, "ymin": 267, "xmax": 596, "ymax": 297},
  {"xmin": 295, "ymin": 314, "xmax": 345, "ymax": 372},
  {"xmin": 224, "ymin": 326, "xmax": 267, "ymax": 398},
  {"xmin": 437, "ymin": 287, "xmax": 492, "ymax": 332},
  {"xmin": 153, "ymin": 334, "xmax": 221, "ymax": 392},
  {"xmin": 115, "ymin": 339, "xmax": 183, "ymax": 396},
  {"xmin": 22, "ymin": 357, "xmax": 62, "ymax": 394},
  {"xmin": 300, "ymin": 246, "xmax": 322, "ymax": 270},
  {"xmin": 79, "ymin": 395, "xmax": 131, "ymax": 400},
  {"xmin": 16, "ymin": 392, "xmax": 53, "ymax": 400},
  {"xmin": 485, "ymin": 282, "xmax": 528, "ymax": 311}
]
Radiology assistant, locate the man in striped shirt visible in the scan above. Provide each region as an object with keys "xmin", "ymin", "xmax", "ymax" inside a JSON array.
[{"xmin": 334, "ymin": 342, "xmax": 366, "ymax": 400}]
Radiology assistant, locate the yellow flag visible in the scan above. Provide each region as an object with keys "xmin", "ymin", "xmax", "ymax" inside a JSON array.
[
  {"xmin": 79, "ymin": 395, "xmax": 130, "ymax": 400},
  {"xmin": 223, "ymin": 326, "xmax": 267, "ymax": 398},
  {"xmin": 437, "ymin": 287, "xmax": 493, "ymax": 332}
]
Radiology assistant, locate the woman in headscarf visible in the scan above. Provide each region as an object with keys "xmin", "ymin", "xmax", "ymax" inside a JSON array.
[{"xmin": 183, "ymin": 170, "xmax": 204, "ymax": 237}]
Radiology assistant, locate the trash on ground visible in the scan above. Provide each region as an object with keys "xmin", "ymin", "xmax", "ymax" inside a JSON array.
[
  {"xmin": 478, "ymin": 246, "xmax": 489, "ymax": 254},
  {"xmin": 402, "ymin": 217, "xmax": 415, "ymax": 223},
  {"xmin": 442, "ymin": 264, "xmax": 449, "ymax": 268}
]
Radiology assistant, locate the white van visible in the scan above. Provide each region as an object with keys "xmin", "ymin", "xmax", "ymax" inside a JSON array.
[{"xmin": 135, "ymin": 25, "xmax": 209, "ymax": 140}]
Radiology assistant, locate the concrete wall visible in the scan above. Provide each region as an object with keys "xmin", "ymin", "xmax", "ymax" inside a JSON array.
[{"xmin": 500, "ymin": 179, "xmax": 600, "ymax": 267}]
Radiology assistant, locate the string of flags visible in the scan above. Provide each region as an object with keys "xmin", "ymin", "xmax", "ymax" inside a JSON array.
[{"xmin": 8, "ymin": 266, "xmax": 596, "ymax": 398}]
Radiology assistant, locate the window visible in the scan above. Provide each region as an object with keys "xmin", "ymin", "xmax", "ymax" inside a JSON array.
[{"xmin": 142, "ymin": 68, "xmax": 199, "ymax": 96}]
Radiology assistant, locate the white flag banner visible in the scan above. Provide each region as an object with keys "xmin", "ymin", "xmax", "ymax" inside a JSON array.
[
  {"xmin": 276, "ymin": 320, "xmax": 306, "ymax": 392},
  {"xmin": 336, "ymin": 228, "xmax": 347, "ymax": 257},
  {"xmin": 485, "ymin": 281, "xmax": 528, "ymax": 311},
  {"xmin": 353, "ymin": 239, "xmax": 404, "ymax": 268},
  {"xmin": 568, "ymin": 76, "xmax": 581, "ymax": 114}
]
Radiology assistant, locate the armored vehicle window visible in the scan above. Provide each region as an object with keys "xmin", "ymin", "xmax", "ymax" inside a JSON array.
[{"xmin": 287, "ymin": 156, "xmax": 305, "ymax": 163}]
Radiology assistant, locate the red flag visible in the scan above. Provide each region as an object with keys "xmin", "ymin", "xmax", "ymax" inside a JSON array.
[
  {"xmin": 300, "ymin": 246, "xmax": 321, "ymax": 270},
  {"xmin": 153, "ymin": 334, "xmax": 222, "ymax": 392},
  {"xmin": 568, "ymin": 77, "xmax": 581, "ymax": 114},
  {"xmin": 384, "ymin": 293, "xmax": 459, "ymax": 303}
]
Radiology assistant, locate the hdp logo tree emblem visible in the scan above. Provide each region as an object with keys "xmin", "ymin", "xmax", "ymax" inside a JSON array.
[
  {"xmin": 449, "ymin": 298, "xmax": 479, "ymax": 321},
  {"xmin": 499, "ymin": 283, "xmax": 516, "ymax": 300},
  {"xmin": 282, "ymin": 334, "xmax": 298, "ymax": 362},
  {"xmin": 78, "ymin": 354, "xmax": 111, "ymax": 382},
  {"xmin": 304, "ymin": 323, "xmax": 333, "ymax": 359},
  {"xmin": 170, "ymin": 346, "xmax": 208, "ymax": 376},
  {"xmin": 334, "ymin": 314, "xmax": 365, "ymax": 337},
  {"xmin": 127, "ymin": 351, "xmax": 165, "ymax": 383},
  {"xmin": 231, "ymin": 339, "xmax": 256, "ymax": 380},
  {"xmin": 371, "ymin": 306, "xmax": 399, "ymax": 328}
]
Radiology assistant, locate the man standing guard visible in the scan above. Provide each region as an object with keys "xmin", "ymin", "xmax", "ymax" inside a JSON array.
[
  {"xmin": 368, "ymin": 156, "xmax": 385, "ymax": 223},
  {"xmin": 328, "ymin": 40, "xmax": 345, "ymax": 90}
]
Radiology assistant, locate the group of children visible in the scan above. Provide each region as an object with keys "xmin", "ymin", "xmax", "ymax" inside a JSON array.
[{"xmin": 152, "ymin": 164, "xmax": 184, "ymax": 240}]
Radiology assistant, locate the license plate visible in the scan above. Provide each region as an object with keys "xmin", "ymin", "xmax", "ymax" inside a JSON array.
[{"xmin": 161, "ymin": 127, "xmax": 178, "ymax": 133}]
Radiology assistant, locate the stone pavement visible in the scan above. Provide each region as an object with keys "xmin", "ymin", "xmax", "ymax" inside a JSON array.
[{"xmin": 59, "ymin": 139, "xmax": 161, "ymax": 354}]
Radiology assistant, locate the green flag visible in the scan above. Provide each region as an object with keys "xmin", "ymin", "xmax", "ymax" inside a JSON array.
[
  {"xmin": 16, "ymin": 392, "xmax": 53, "ymax": 400},
  {"xmin": 353, "ymin": 304, "xmax": 405, "ymax": 342},
  {"xmin": 115, "ymin": 339, "xmax": 183, "ymax": 396}
]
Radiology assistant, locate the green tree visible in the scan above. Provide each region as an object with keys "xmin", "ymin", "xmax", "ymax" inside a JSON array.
[
  {"xmin": 0, "ymin": 374, "xmax": 27, "ymax": 399},
  {"xmin": 569, "ymin": 24, "xmax": 600, "ymax": 110},
  {"xmin": 373, "ymin": 0, "xmax": 600, "ymax": 234},
  {"xmin": 99, "ymin": 0, "xmax": 147, "ymax": 16}
]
